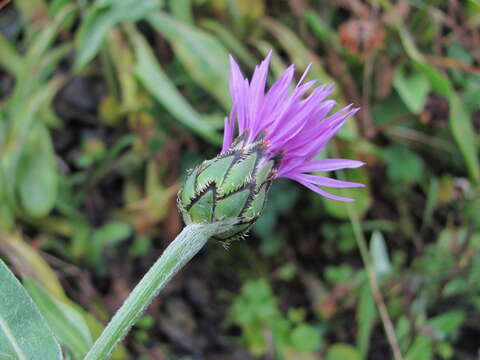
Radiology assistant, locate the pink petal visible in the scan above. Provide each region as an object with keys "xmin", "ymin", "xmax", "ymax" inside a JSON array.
[
  {"xmin": 221, "ymin": 115, "xmax": 235, "ymax": 153},
  {"xmin": 222, "ymin": 52, "xmax": 364, "ymax": 202},
  {"xmin": 297, "ymin": 159, "xmax": 365, "ymax": 172},
  {"xmin": 295, "ymin": 173, "xmax": 365, "ymax": 188},
  {"xmin": 288, "ymin": 175, "xmax": 356, "ymax": 202}
]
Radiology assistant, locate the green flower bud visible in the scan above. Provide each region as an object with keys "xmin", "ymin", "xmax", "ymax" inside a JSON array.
[{"xmin": 177, "ymin": 133, "xmax": 279, "ymax": 242}]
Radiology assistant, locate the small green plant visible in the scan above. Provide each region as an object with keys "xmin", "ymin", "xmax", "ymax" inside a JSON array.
[{"xmin": 229, "ymin": 278, "xmax": 322, "ymax": 357}]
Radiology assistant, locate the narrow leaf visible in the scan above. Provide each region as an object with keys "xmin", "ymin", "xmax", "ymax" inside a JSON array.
[
  {"xmin": 169, "ymin": 0, "xmax": 194, "ymax": 24},
  {"xmin": 129, "ymin": 28, "xmax": 221, "ymax": 144},
  {"xmin": 370, "ymin": 231, "xmax": 391, "ymax": 277},
  {"xmin": 0, "ymin": 260, "xmax": 62, "ymax": 360},
  {"xmin": 0, "ymin": 233, "xmax": 66, "ymax": 299},
  {"xmin": 88, "ymin": 221, "xmax": 132, "ymax": 265},
  {"xmin": 449, "ymin": 94, "xmax": 480, "ymax": 182},
  {"xmin": 17, "ymin": 124, "xmax": 59, "ymax": 217},
  {"xmin": 356, "ymin": 282, "xmax": 377, "ymax": 358},
  {"xmin": 24, "ymin": 279, "xmax": 93, "ymax": 360},
  {"xmin": 147, "ymin": 12, "xmax": 231, "ymax": 108},
  {"xmin": 0, "ymin": 32, "xmax": 22, "ymax": 76},
  {"xmin": 75, "ymin": 0, "xmax": 162, "ymax": 69},
  {"xmin": 326, "ymin": 344, "xmax": 361, "ymax": 360},
  {"xmin": 393, "ymin": 64, "xmax": 431, "ymax": 114},
  {"xmin": 200, "ymin": 19, "xmax": 257, "ymax": 68},
  {"xmin": 262, "ymin": 18, "xmax": 335, "ymax": 89}
]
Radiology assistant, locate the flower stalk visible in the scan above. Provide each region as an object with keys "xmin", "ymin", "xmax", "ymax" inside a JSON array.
[{"xmin": 84, "ymin": 221, "xmax": 235, "ymax": 360}]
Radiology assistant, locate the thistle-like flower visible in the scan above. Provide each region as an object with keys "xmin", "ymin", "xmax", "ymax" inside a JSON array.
[{"xmin": 178, "ymin": 52, "xmax": 365, "ymax": 241}]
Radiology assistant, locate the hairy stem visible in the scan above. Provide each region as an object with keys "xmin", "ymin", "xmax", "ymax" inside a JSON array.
[{"xmin": 84, "ymin": 221, "xmax": 233, "ymax": 360}]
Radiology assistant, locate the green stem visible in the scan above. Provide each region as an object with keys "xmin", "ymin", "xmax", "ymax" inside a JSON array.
[
  {"xmin": 84, "ymin": 221, "xmax": 232, "ymax": 360},
  {"xmin": 332, "ymin": 144, "xmax": 403, "ymax": 360}
]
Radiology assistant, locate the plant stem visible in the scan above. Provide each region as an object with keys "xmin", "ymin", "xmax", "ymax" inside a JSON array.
[
  {"xmin": 332, "ymin": 145, "xmax": 403, "ymax": 360},
  {"xmin": 84, "ymin": 222, "xmax": 232, "ymax": 360},
  {"xmin": 347, "ymin": 204, "xmax": 404, "ymax": 360}
]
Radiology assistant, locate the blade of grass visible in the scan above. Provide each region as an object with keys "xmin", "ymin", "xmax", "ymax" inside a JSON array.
[
  {"xmin": 200, "ymin": 19, "xmax": 257, "ymax": 68},
  {"xmin": 126, "ymin": 26, "xmax": 221, "ymax": 145},
  {"xmin": 147, "ymin": 12, "xmax": 231, "ymax": 109},
  {"xmin": 0, "ymin": 32, "xmax": 21, "ymax": 76}
]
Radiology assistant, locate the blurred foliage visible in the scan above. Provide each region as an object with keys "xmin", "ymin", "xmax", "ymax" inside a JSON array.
[
  {"xmin": 229, "ymin": 278, "xmax": 323, "ymax": 358},
  {"xmin": 0, "ymin": 0, "xmax": 479, "ymax": 359}
]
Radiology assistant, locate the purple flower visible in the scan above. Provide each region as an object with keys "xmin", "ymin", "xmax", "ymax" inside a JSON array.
[{"xmin": 221, "ymin": 52, "xmax": 365, "ymax": 202}]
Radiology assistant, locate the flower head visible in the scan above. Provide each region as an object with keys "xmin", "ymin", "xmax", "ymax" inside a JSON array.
[
  {"xmin": 222, "ymin": 51, "xmax": 365, "ymax": 202},
  {"xmin": 178, "ymin": 52, "xmax": 365, "ymax": 241}
]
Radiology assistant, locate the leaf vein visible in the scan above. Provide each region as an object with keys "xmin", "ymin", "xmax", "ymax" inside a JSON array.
[{"xmin": 0, "ymin": 314, "xmax": 27, "ymax": 360}]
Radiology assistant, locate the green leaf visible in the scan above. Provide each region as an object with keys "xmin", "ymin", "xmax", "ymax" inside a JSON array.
[
  {"xmin": 427, "ymin": 310, "xmax": 465, "ymax": 340},
  {"xmin": 290, "ymin": 323, "xmax": 322, "ymax": 353},
  {"xmin": 75, "ymin": 0, "xmax": 162, "ymax": 69},
  {"xmin": 326, "ymin": 344, "xmax": 361, "ymax": 360},
  {"xmin": 421, "ymin": 178, "xmax": 439, "ymax": 231},
  {"xmin": 449, "ymin": 94, "xmax": 480, "ymax": 183},
  {"xmin": 0, "ymin": 204, "xmax": 14, "ymax": 231},
  {"xmin": 0, "ymin": 233, "xmax": 66, "ymax": 299},
  {"xmin": 169, "ymin": 0, "xmax": 193, "ymax": 24},
  {"xmin": 0, "ymin": 260, "xmax": 62, "ymax": 360},
  {"xmin": 147, "ymin": 12, "xmax": 231, "ymax": 108},
  {"xmin": 381, "ymin": 144, "xmax": 424, "ymax": 186},
  {"xmin": 0, "ymin": 235, "xmax": 129, "ymax": 359},
  {"xmin": 356, "ymin": 282, "xmax": 377, "ymax": 357},
  {"xmin": 200, "ymin": 19, "xmax": 257, "ymax": 68},
  {"xmin": 262, "ymin": 18, "xmax": 336, "ymax": 94},
  {"xmin": 229, "ymin": 278, "xmax": 281, "ymax": 356},
  {"xmin": 13, "ymin": 0, "xmax": 48, "ymax": 23},
  {"xmin": 227, "ymin": 0, "xmax": 265, "ymax": 35},
  {"xmin": 1, "ymin": 76, "xmax": 63, "ymax": 213},
  {"xmin": 393, "ymin": 64, "xmax": 431, "ymax": 114},
  {"xmin": 17, "ymin": 124, "xmax": 58, "ymax": 218},
  {"xmin": 130, "ymin": 28, "xmax": 221, "ymax": 144},
  {"xmin": 324, "ymin": 264, "xmax": 353, "ymax": 284},
  {"xmin": 23, "ymin": 279, "xmax": 93, "ymax": 359},
  {"xmin": 88, "ymin": 221, "xmax": 132, "ymax": 265},
  {"xmin": 370, "ymin": 231, "xmax": 391, "ymax": 277},
  {"xmin": 372, "ymin": 93, "xmax": 411, "ymax": 125},
  {"xmin": 304, "ymin": 11, "xmax": 333, "ymax": 42},
  {"xmin": 0, "ymin": 32, "xmax": 22, "ymax": 76},
  {"xmin": 92, "ymin": 221, "xmax": 132, "ymax": 246},
  {"xmin": 396, "ymin": 316, "xmax": 411, "ymax": 352},
  {"xmin": 406, "ymin": 334, "xmax": 433, "ymax": 360},
  {"xmin": 25, "ymin": 5, "xmax": 75, "ymax": 64},
  {"xmin": 462, "ymin": 75, "xmax": 480, "ymax": 112}
]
